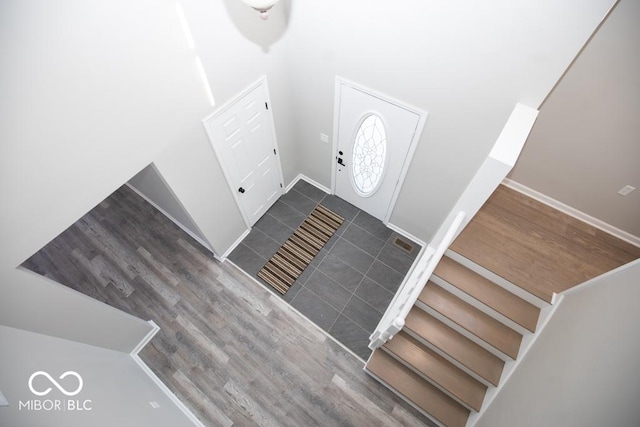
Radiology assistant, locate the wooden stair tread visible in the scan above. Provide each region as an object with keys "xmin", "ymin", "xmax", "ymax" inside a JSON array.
[
  {"xmin": 405, "ymin": 307, "xmax": 504, "ymax": 386},
  {"xmin": 419, "ymin": 282, "xmax": 522, "ymax": 359},
  {"xmin": 384, "ymin": 330, "xmax": 487, "ymax": 411},
  {"xmin": 367, "ymin": 349, "xmax": 470, "ymax": 427},
  {"xmin": 435, "ymin": 255, "xmax": 540, "ymax": 332}
]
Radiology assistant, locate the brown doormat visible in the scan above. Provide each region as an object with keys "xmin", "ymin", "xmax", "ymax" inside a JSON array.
[{"xmin": 257, "ymin": 204, "xmax": 344, "ymax": 294}]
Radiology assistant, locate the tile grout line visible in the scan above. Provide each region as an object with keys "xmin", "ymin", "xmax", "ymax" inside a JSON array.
[{"xmin": 236, "ymin": 182, "xmax": 422, "ymax": 359}]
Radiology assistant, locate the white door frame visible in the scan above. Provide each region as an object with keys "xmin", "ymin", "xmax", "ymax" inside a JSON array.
[
  {"xmin": 331, "ymin": 77, "xmax": 428, "ymax": 223},
  {"xmin": 202, "ymin": 76, "xmax": 284, "ymax": 228}
]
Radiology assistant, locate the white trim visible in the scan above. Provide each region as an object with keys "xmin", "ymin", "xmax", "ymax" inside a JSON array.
[
  {"xmin": 130, "ymin": 320, "xmax": 161, "ymax": 356},
  {"xmin": 385, "ymin": 222, "xmax": 427, "ymax": 248},
  {"xmin": 221, "ymin": 228, "xmax": 251, "ymax": 260},
  {"xmin": 125, "ymin": 183, "xmax": 217, "ymax": 256},
  {"xmin": 131, "ymin": 354, "xmax": 205, "ymax": 427},
  {"xmin": 445, "ymin": 249, "xmax": 550, "ymax": 309},
  {"xmin": 466, "ymin": 294, "xmax": 566, "ymax": 427},
  {"xmin": 332, "ymin": 77, "xmax": 429, "ymax": 223},
  {"xmin": 202, "ymin": 76, "xmax": 284, "ymax": 229},
  {"xmin": 287, "ymin": 172, "xmax": 427, "ymax": 249},
  {"xmin": 503, "ymin": 178, "xmax": 640, "ymax": 248},
  {"xmin": 285, "ymin": 173, "xmax": 332, "ymax": 195},
  {"xmin": 363, "ymin": 366, "xmax": 446, "ymax": 427},
  {"xmin": 129, "ymin": 320, "xmax": 205, "ymax": 426}
]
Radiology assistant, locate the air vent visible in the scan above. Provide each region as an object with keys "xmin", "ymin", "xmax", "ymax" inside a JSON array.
[{"xmin": 393, "ymin": 237, "xmax": 413, "ymax": 254}]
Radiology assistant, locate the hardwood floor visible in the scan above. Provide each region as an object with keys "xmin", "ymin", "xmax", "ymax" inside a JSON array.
[
  {"xmin": 22, "ymin": 185, "xmax": 433, "ymax": 427},
  {"xmin": 451, "ymin": 184, "xmax": 640, "ymax": 302}
]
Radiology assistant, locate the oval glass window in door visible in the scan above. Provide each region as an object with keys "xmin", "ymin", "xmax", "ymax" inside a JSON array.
[{"xmin": 351, "ymin": 114, "xmax": 387, "ymax": 196}]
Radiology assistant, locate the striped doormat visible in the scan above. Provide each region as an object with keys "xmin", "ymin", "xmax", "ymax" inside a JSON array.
[{"xmin": 257, "ymin": 204, "xmax": 344, "ymax": 294}]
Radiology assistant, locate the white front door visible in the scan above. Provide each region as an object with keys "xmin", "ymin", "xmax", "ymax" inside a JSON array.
[
  {"xmin": 334, "ymin": 80, "xmax": 427, "ymax": 221},
  {"xmin": 204, "ymin": 78, "xmax": 283, "ymax": 226}
]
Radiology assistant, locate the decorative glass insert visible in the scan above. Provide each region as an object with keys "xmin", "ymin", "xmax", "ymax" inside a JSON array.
[{"xmin": 352, "ymin": 114, "xmax": 387, "ymax": 196}]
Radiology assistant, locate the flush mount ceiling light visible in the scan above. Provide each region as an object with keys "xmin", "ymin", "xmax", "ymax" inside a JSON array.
[{"xmin": 240, "ymin": 0, "xmax": 280, "ymax": 20}]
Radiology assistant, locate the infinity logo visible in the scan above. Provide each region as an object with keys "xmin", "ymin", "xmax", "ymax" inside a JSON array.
[{"xmin": 28, "ymin": 371, "xmax": 84, "ymax": 397}]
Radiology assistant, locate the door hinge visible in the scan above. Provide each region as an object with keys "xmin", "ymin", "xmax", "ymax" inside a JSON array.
[
  {"xmin": 265, "ymin": 102, "xmax": 269, "ymax": 110},
  {"xmin": 273, "ymin": 149, "xmax": 277, "ymax": 155}
]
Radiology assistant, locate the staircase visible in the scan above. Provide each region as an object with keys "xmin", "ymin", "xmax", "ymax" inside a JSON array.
[
  {"xmin": 365, "ymin": 248, "xmax": 548, "ymax": 427},
  {"xmin": 364, "ymin": 182, "xmax": 640, "ymax": 427}
]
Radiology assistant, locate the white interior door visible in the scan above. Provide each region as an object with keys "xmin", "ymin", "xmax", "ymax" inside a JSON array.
[
  {"xmin": 334, "ymin": 81, "xmax": 426, "ymax": 221},
  {"xmin": 204, "ymin": 79, "xmax": 282, "ymax": 226}
]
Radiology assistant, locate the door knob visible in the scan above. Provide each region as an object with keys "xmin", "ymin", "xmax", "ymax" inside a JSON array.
[
  {"xmin": 337, "ymin": 158, "xmax": 346, "ymax": 166},
  {"xmin": 238, "ymin": 187, "xmax": 245, "ymax": 194}
]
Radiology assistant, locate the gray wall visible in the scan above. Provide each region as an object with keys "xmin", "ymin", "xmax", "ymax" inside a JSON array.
[
  {"xmin": 509, "ymin": 0, "xmax": 640, "ymax": 238},
  {"xmin": 283, "ymin": 0, "xmax": 615, "ymax": 243},
  {"xmin": 476, "ymin": 259, "xmax": 640, "ymax": 427},
  {"xmin": 0, "ymin": 325, "xmax": 194, "ymax": 427}
]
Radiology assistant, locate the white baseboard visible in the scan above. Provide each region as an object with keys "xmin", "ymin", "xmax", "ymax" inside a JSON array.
[
  {"xmin": 131, "ymin": 354, "xmax": 205, "ymax": 427},
  {"xmin": 125, "ymin": 183, "xmax": 218, "ymax": 255},
  {"xmin": 289, "ymin": 174, "xmax": 426, "ymax": 249},
  {"xmin": 129, "ymin": 320, "xmax": 204, "ymax": 426},
  {"xmin": 502, "ymin": 179, "xmax": 640, "ymax": 248},
  {"xmin": 130, "ymin": 320, "xmax": 160, "ymax": 356},
  {"xmin": 385, "ymin": 222, "xmax": 426, "ymax": 248},
  {"xmin": 286, "ymin": 173, "xmax": 332, "ymax": 195},
  {"xmin": 221, "ymin": 228, "xmax": 251, "ymax": 260}
]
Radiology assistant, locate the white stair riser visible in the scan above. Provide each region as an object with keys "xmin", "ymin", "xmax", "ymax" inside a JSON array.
[
  {"xmin": 430, "ymin": 274, "xmax": 532, "ymax": 337},
  {"xmin": 363, "ymin": 368, "xmax": 447, "ymax": 427},
  {"xmin": 415, "ymin": 302, "xmax": 516, "ymax": 362},
  {"xmin": 402, "ymin": 327, "xmax": 496, "ymax": 389},
  {"xmin": 380, "ymin": 347, "xmax": 482, "ymax": 413},
  {"xmin": 445, "ymin": 250, "xmax": 550, "ymax": 308}
]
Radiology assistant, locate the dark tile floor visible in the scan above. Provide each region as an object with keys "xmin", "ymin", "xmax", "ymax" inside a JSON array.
[{"xmin": 228, "ymin": 179, "xmax": 422, "ymax": 360}]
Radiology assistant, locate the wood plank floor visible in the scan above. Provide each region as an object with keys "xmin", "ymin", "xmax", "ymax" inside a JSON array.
[
  {"xmin": 451, "ymin": 184, "xmax": 640, "ymax": 301},
  {"xmin": 22, "ymin": 185, "xmax": 434, "ymax": 427}
]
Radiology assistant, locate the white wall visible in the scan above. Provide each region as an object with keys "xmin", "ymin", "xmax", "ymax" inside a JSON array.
[
  {"xmin": 475, "ymin": 260, "xmax": 640, "ymax": 427},
  {"xmin": 284, "ymin": 0, "xmax": 615, "ymax": 242},
  {"xmin": 509, "ymin": 0, "xmax": 640, "ymax": 238},
  {"xmin": 180, "ymin": 0, "xmax": 298, "ymax": 184},
  {"xmin": 0, "ymin": 325, "xmax": 195, "ymax": 427},
  {"xmin": 128, "ymin": 164, "xmax": 211, "ymax": 249},
  {"xmin": 1, "ymin": 270, "xmax": 153, "ymax": 353},
  {"xmin": 0, "ymin": 0, "xmax": 291, "ymax": 348}
]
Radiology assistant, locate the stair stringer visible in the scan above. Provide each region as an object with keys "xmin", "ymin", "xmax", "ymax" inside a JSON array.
[{"xmin": 465, "ymin": 293, "xmax": 565, "ymax": 427}]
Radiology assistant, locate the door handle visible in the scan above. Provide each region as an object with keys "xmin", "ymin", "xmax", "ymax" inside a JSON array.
[
  {"xmin": 337, "ymin": 157, "xmax": 346, "ymax": 166},
  {"xmin": 238, "ymin": 187, "xmax": 245, "ymax": 194}
]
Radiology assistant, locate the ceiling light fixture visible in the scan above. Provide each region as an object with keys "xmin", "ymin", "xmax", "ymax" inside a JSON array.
[{"xmin": 240, "ymin": 0, "xmax": 280, "ymax": 20}]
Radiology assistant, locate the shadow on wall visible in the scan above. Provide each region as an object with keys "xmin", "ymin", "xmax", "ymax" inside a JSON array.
[{"xmin": 222, "ymin": 0, "xmax": 291, "ymax": 51}]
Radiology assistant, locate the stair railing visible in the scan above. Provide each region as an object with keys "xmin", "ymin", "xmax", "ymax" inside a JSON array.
[
  {"xmin": 368, "ymin": 103, "xmax": 539, "ymax": 350},
  {"xmin": 369, "ymin": 211, "xmax": 466, "ymax": 349}
]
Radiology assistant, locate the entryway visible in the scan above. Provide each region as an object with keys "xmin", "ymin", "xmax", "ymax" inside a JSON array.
[{"xmin": 228, "ymin": 178, "xmax": 422, "ymax": 359}]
